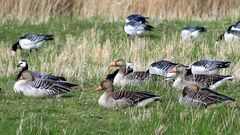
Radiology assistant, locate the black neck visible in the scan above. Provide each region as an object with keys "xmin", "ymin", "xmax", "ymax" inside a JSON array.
[
  {"xmin": 16, "ymin": 64, "xmax": 28, "ymax": 80},
  {"xmin": 12, "ymin": 42, "xmax": 20, "ymax": 52}
]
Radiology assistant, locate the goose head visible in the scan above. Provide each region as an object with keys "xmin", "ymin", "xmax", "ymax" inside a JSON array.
[
  {"xmin": 17, "ymin": 60, "xmax": 28, "ymax": 68},
  {"xmin": 96, "ymin": 80, "xmax": 113, "ymax": 91},
  {"xmin": 108, "ymin": 59, "xmax": 126, "ymax": 68},
  {"xmin": 168, "ymin": 64, "xmax": 189, "ymax": 77}
]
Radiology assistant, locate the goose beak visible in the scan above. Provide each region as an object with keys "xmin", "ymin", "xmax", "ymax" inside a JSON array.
[
  {"xmin": 108, "ymin": 62, "xmax": 117, "ymax": 67},
  {"xmin": 169, "ymin": 67, "xmax": 177, "ymax": 73},
  {"xmin": 96, "ymin": 85, "xmax": 103, "ymax": 91}
]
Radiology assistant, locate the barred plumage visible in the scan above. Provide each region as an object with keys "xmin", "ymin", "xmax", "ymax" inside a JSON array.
[
  {"xmin": 124, "ymin": 20, "xmax": 154, "ymax": 36},
  {"xmin": 181, "ymin": 26, "xmax": 207, "ymax": 40},
  {"xmin": 147, "ymin": 60, "xmax": 177, "ymax": 76},
  {"xmin": 126, "ymin": 14, "xmax": 149, "ymax": 24}
]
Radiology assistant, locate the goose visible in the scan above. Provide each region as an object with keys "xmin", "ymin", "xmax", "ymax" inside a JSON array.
[
  {"xmin": 11, "ymin": 34, "xmax": 54, "ymax": 55},
  {"xmin": 126, "ymin": 14, "xmax": 149, "ymax": 24},
  {"xmin": 109, "ymin": 59, "xmax": 151, "ymax": 85},
  {"xmin": 217, "ymin": 25, "xmax": 240, "ymax": 42},
  {"xmin": 147, "ymin": 60, "xmax": 178, "ymax": 79},
  {"xmin": 167, "ymin": 64, "xmax": 233, "ymax": 90},
  {"xmin": 180, "ymin": 26, "xmax": 207, "ymax": 40},
  {"xmin": 106, "ymin": 62, "xmax": 133, "ymax": 83},
  {"xmin": 179, "ymin": 85, "xmax": 235, "ymax": 108},
  {"xmin": 96, "ymin": 80, "xmax": 161, "ymax": 108},
  {"xmin": 124, "ymin": 20, "xmax": 154, "ymax": 36},
  {"xmin": 14, "ymin": 70, "xmax": 78, "ymax": 98},
  {"xmin": 17, "ymin": 60, "xmax": 66, "ymax": 81},
  {"xmin": 231, "ymin": 21, "xmax": 240, "ymax": 31},
  {"xmin": 191, "ymin": 60, "xmax": 231, "ymax": 75}
]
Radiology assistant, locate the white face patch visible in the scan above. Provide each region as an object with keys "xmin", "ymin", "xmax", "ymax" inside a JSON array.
[
  {"xmin": 18, "ymin": 61, "xmax": 27, "ymax": 68},
  {"xmin": 126, "ymin": 62, "xmax": 133, "ymax": 69}
]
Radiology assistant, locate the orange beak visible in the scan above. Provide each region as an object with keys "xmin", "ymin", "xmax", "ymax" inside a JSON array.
[
  {"xmin": 108, "ymin": 62, "xmax": 117, "ymax": 67},
  {"xmin": 96, "ymin": 85, "xmax": 104, "ymax": 91},
  {"xmin": 169, "ymin": 67, "xmax": 177, "ymax": 73}
]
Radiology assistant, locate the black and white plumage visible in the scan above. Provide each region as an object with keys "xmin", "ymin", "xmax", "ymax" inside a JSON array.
[
  {"xmin": 96, "ymin": 80, "xmax": 161, "ymax": 108},
  {"xmin": 106, "ymin": 62, "xmax": 133, "ymax": 83},
  {"xmin": 180, "ymin": 26, "xmax": 207, "ymax": 40},
  {"xmin": 14, "ymin": 70, "xmax": 78, "ymax": 98},
  {"xmin": 217, "ymin": 25, "xmax": 240, "ymax": 42},
  {"xmin": 11, "ymin": 34, "xmax": 54, "ymax": 55},
  {"xmin": 147, "ymin": 60, "xmax": 178, "ymax": 79},
  {"xmin": 191, "ymin": 60, "xmax": 231, "ymax": 75},
  {"xmin": 17, "ymin": 60, "xmax": 66, "ymax": 81},
  {"xmin": 124, "ymin": 20, "xmax": 154, "ymax": 36},
  {"xmin": 126, "ymin": 14, "xmax": 149, "ymax": 24},
  {"xmin": 180, "ymin": 85, "xmax": 235, "ymax": 108}
]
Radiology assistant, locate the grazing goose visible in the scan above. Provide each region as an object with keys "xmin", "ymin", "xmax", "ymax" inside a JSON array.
[
  {"xmin": 217, "ymin": 25, "xmax": 240, "ymax": 42},
  {"xmin": 17, "ymin": 60, "xmax": 66, "ymax": 81},
  {"xmin": 14, "ymin": 70, "xmax": 78, "ymax": 98},
  {"xmin": 191, "ymin": 60, "xmax": 231, "ymax": 75},
  {"xmin": 126, "ymin": 14, "xmax": 149, "ymax": 24},
  {"xmin": 147, "ymin": 60, "xmax": 178, "ymax": 79},
  {"xmin": 106, "ymin": 62, "xmax": 133, "ymax": 83},
  {"xmin": 181, "ymin": 26, "xmax": 207, "ymax": 40},
  {"xmin": 96, "ymin": 80, "xmax": 161, "ymax": 108},
  {"xmin": 11, "ymin": 34, "xmax": 54, "ymax": 55},
  {"xmin": 124, "ymin": 20, "xmax": 154, "ymax": 36},
  {"xmin": 168, "ymin": 64, "xmax": 233, "ymax": 90},
  {"xmin": 180, "ymin": 85, "xmax": 235, "ymax": 108},
  {"xmin": 231, "ymin": 21, "xmax": 240, "ymax": 31},
  {"xmin": 109, "ymin": 59, "xmax": 150, "ymax": 85}
]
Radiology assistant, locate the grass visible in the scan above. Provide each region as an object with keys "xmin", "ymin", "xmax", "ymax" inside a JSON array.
[{"xmin": 0, "ymin": 16, "xmax": 240, "ymax": 135}]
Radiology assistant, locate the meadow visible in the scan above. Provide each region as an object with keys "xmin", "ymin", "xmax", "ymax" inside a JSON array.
[{"xmin": 0, "ymin": 15, "xmax": 240, "ymax": 134}]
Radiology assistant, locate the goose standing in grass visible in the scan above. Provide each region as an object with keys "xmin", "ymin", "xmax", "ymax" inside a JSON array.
[
  {"xmin": 11, "ymin": 34, "xmax": 54, "ymax": 55},
  {"xmin": 109, "ymin": 59, "xmax": 151, "ymax": 85},
  {"xmin": 14, "ymin": 70, "xmax": 78, "ymax": 98},
  {"xmin": 179, "ymin": 85, "xmax": 235, "ymax": 108},
  {"xmin": 17, "ymin": 60, "xmax": 66, "ymax": 81},
  {"xmin": 217, "ymin": 24, "xmax": 240, "ymax": 42},
  {"xmin": 126, "ymin": 14, "xmax": 149, "ymax": 24},
  {"xmin": 124, "ymin": 20, "xmax": 154, "ymax": 36},
  {"xmin": 106, "ymin": 62, "xmax": 133, "ymax": 83},
  {"xmin": 96, "ymin": 80, "xmax": 161, "ymax": 108},
  {"xmin": 167, "ymin": 64, "xmax": 233, "ymax": 90},
  {"xmin": 191, "ymin": 60, "xmax": 231, "ymax": 75},
  {"xmin": 180, "ymin": 26, "xmax": 207, "ymax": 40},
  {"xmin": 147, "ymin": 60, "xmax": 178, "ymax": 79}
]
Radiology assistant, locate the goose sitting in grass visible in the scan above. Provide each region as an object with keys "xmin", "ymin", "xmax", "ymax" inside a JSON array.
[
  {"xmin": 217, "ymin": 25, "xmax": 240, "ymax": 42},
  {"xmin": 167, "ymin": 64, "xmax": 233, "ymax": 90},
  {"xmin": 179, "ymin": 85, "xmax": 235, "ymax": 108},
  {"xmin": 126, "ymin": 14, "xmax": 149, "ymax": 24},
  {"xmin": 14, "ymin": 70, "xmax": 78, "ymax": 98},
  {"xmin": 191, "ymin": 60, "xmax": 231, "ymax": 75},
  {"xmin": 124, "ymin": 20, "xmax": 154, "ymax": 36},
  {"xmin": 17, "ymin": 60, "xmax": 66, "ymax": 81},
  {"xmin": 11, "ymin": 34, "xmax": 54, "ymax": 55},
  {"xmin": 180, "ymin": 26, "xmax": 207, "ymax": 40},
  {"xmin": 106, "ymin": 62, "xmax": 133, "ymax": 83},
  {"xmin": 96, "ymin": 79, "xmax": 161, "ymax": 108},
  {"xmin": 108, "ymin": 59, "xmax": 153, "ymax": 85}
]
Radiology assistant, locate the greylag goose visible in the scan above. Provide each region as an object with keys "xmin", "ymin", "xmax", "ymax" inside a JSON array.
[
  {"xmin": 14, "ymin": 70, "xmax": 77, "ymax": 98},
  {"xmin": 17, "ymin": 60, "xmax": 66, "ymax": 81},
  {"xmin": 126, "ymin": 14, "xmax": 149, "ymax": 24},
  {"xmin": 191, "ymin": 60, "xmax": 231, "ymax": 75},
  {"xmin": 168, "ymin": 64, "xmax": 233, "ymax": 90},
  {"xmin": 109, "ymin": 59, "xmax": 150, "ymax": 85},
  {"xmin": 124, "ymin": 20, "xmax": 154, "ymax": 36},
  {"xmin": 96, "ymin": 80, "xmax": 161, "ymax": 108},
  {"xmin": 106, "ymin": 62, "xmax": 133, "ymax": 83},
  {"xmin": 180, "ymin": 85, "xmax": 235, "ymax": 108},
  {"xmin": 11, "ymin": 34, "xmax": 54, "ymax": 55},
  {"xmin": 181, "ymin": 26, "xmax": 207, "ymax": 40}
]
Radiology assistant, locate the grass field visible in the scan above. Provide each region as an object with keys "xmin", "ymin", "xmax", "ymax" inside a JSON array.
[{"xmin": 0, "ymin": 16, "xmax": 240, "ymax": 135}]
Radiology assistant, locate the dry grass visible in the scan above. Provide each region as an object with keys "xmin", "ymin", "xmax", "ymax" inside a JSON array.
[{"xmin": 1, "ymin": 0, "xmax": 240, "ymax": 21}]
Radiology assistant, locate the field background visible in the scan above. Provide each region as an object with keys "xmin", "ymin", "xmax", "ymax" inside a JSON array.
[{"xmin": 0, "ymin": 0, "xmax": 240, "ymax": 135}]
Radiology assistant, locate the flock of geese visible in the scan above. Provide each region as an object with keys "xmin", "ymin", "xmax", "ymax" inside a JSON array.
[{"xmin": 11, "ymin": 14, "xmax": 238, "ymax": 109}]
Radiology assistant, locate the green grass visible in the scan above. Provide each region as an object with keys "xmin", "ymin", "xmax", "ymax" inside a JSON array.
[{"xmin": 0, "ymin": 16, "xmax": 240, "ymax": 135}]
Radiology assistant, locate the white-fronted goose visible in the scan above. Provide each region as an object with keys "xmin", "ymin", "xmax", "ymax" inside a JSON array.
[
  {"xmin": 191, "ymin": 60, "xmax": 231, "ymax": 75},
  {"xmin": 126, "ymin": 14, "xmax": 149, "ymax": 24},
  {"xmin": 17, "ymin": 60, "xmax": 66, "ymax": 81},
  {"xmin": 180, "ymin": 85, "xmax": 235, "ymax": 108},
  {"xmin": 124, "ymin": 20, "xmax": 154, "ymax": 36},
  {"xmin": 109, "ymin": 59, "xmax": 150, "ymax": 85},
  {"xmin": 11, "ymin": 34, "xmax": 54, "ymax": 55},
  {"xmin": 96, "ymin": 80, "xmax": 161, "ymax": 108},
  {"xmin": 14, "ymin": 70, "xmax": 77, "ymax": 98},
  {"xmin": 181, "ymin": 26, "xmax": 207, "ymax": 40},
  {"xmin": 168, "ymin": 64, "xmax": 233, "ymax": 90}
]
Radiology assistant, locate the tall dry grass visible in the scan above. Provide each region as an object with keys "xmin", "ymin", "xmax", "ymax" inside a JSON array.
[{"xmin": 1, "ymin": 0, "xmax": 240, "ymax": 21}]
